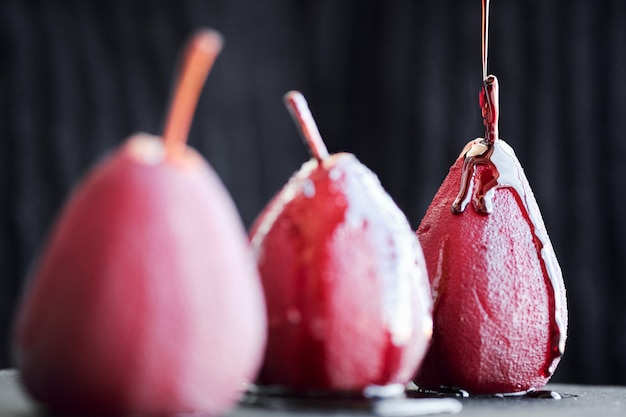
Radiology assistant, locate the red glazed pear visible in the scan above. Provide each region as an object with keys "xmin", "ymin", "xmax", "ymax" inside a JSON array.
[
  {"xmin": 13, "ymin": 30, "xmax": 266, "ymax": 416},
  {"xmin": 250, "ymin": 91, "xmax": 432, "ymax": 391},
  {"xmin": 414, "ymin": 76, "xmax": 567, "ymax": 394}
]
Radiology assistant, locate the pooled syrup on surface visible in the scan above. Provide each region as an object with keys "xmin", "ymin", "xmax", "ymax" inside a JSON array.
[
  {"xmin": 243, "ymin": 384, "xmax": 463, "ymax": 415},
  {"xmin": 408, "ymin": 385, "xmax": 571, "ymax": 401},
  {"xmin": 451, "ymin": 76, "xmax": 565, "ymax": 378},
  {"xmin": 523, "ymin": 390, "xmax": 564, "ymax": 399}
]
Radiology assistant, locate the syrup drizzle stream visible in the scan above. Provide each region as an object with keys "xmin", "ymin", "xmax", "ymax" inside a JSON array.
[
  {"xmin": 482, "ymin": 0, "xmax": 490, "ymax": 80},
  {"xmin": 450, "ymin": 0, "xmax": 565, "ymax": 378}
]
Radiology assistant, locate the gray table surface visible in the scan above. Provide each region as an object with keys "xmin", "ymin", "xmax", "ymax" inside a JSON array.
[{"xmin": 1, "ymin": 369, "xmax": 625, "ymax": 417}]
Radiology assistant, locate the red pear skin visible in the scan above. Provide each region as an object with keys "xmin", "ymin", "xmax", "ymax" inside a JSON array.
[
  {"xmin": 415, "ymin": 141, "xmax": 567, "ymax": 395},
  {"xmin": 12, "ymin": 31, "xmax": 266, "ymax": 416},
  {"xmin": 250, "ymin": 152, "xmax": 432, "ymax": 391},
  {"xmin": 14, "ymin": 135, "xmax": 266, "ymax": 416}
]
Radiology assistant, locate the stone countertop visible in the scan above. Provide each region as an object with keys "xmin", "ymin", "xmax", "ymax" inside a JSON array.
[{"xmin": 1, "ymin": 369, "xmax": 625, "ymax": 417}]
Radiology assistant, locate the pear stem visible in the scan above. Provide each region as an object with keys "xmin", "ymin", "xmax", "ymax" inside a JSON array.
[
  {"xmin": 480, "ymin": 75, "xmax": 499, "ymax": 143},
  {"xmin": 163, "ymin": 30, "xmax": 223, "ymax": 157},
  {"xmin": 283, "ymin": 91, "xmax": 329, "ymax": 162}
]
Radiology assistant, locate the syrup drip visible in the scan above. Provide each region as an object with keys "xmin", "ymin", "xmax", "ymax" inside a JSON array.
[
  {"xmin": 449, "ymin": 77, "xmax": 501, "ymax": 215},
  {"xmin": 450, "ymin": 0, "xmax": 566, "ymax": 377}
]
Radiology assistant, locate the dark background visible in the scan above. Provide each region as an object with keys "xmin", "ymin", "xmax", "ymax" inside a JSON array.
[{"xmin": 0, "ymin": 0, "xmax": 624, "ymax": 386}]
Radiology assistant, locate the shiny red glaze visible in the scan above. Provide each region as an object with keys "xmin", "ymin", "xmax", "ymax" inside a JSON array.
[
  {"xmin": 13, "ymin": 135, "xmax": 267, "ymax": 416},
  {"xmin": 250, "ymin": 153, "xmax": 432, "ymax": 391},
  {"xmin": 415, "ymin": 157, "xmax": 567, "ymax": 394}
]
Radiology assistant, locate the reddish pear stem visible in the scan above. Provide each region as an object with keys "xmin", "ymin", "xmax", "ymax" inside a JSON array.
[
  {"xmin": 480, "ymin": 75, "xmax": 499, "ymax": 143},
  {"xmin": 163, "ymin": 30, "xmax": 223, "ymax": 156},
  {"xmin": 283, "ymin": 91, "xmax": 329, "ymax": 162}
]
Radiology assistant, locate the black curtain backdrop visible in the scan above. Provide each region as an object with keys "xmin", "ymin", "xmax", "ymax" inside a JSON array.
[{"xmin": 1, "ymin": 0, "xmax": 625, "ymax": 385}]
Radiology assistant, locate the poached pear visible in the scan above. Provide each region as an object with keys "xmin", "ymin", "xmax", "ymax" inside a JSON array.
[
  {"xmin": 250, "ymin": 91, "xmax": 432, "ymax": 391},
  {"xmin": 415, "ymin": 75, "xmax": 567, "ymax": 394},
  {"xmin": 12, "ymin": 30, "xmax": 266, "ymax": 416}
]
